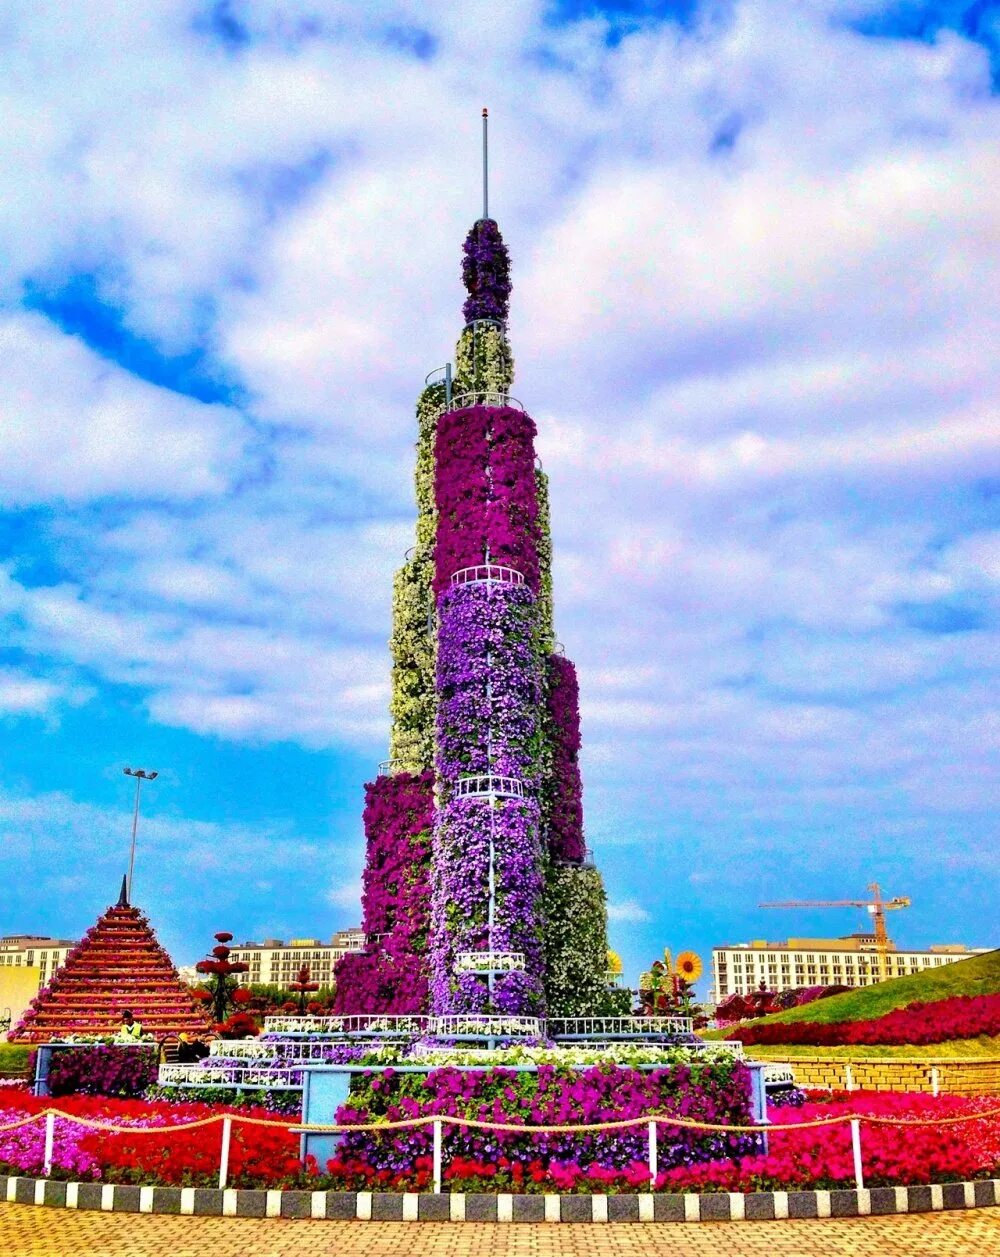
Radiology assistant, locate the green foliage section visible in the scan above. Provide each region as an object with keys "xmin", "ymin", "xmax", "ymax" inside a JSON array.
[
  {"xmin": 388, "ymin": 560, "xmax": 436, "ymax": 768},
  {"xmin": 705, "ymin": 950, "xmax": 1000, "ymax": 1034},
  {"xmin": 0, "ymin": 1043, "xmax": 30, "ymax": 1074},
  {"xmin": 741, "ymin": 1035, "xmax": 1000, "ymax": 1060},
  {"xmin": 534, "ymin": 470, "xmax": 555, "ymax": 655},
  {"xmin": 388, "ymin": 384, "xmax": 442, "ymax": 769},
  {"xmin": 542, "ymin": 862, "xmax": 623, "ymax": 1016},
  {"xmin": 454, "ymin": 323, "xmax": 514, "ymax": 395}
]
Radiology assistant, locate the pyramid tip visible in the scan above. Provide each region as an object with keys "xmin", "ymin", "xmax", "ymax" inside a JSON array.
[{"xmin": 117, "ymin": 874, "xmax": 129, "ymax": 908}]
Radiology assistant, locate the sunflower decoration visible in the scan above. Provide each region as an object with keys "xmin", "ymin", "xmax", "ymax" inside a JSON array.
[{"xmin": 675, "ymin": 951, "xmax": 703, "ymax": 984}]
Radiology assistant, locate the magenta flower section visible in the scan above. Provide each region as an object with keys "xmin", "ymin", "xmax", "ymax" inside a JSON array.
[
  {"xmin": 433, "ymin": 406, "xmax": 540, "ymax": 594},
  {"xmin": 462, "ymin": 218, "xmax": 512, "ymax": 325},
  {"xmin": 436, "ymin": 582, "xmax": 541, "ymax": 782},
  {"xmin": 334, "ymin": 772, "xmax": 433, "ymax": 1015},
  {"xmin": 546, "ymin": 654, "xmax": 585, "ymax": 863}
]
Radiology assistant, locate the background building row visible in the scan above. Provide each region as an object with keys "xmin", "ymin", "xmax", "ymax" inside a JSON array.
[{"xmin": 712, "ymin": 934, "xmax": 987, "ymax": 1000}]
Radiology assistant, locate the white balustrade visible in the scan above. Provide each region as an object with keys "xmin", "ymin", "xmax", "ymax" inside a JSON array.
[
  {"xmin": 427, "ymin": 1015, "xmax": 542, "ymax": 1039},
  {"xmin": 454, "ymin": 775, "xmax": 525, "ymax": 800},
  {"xmin": 454, "ymin": 951, "xmax": 526, "ymax": 974},
  {"xmin": 548, "ymin": 1016, "xmax": 694, "ymax": 1038},
  {"xmin": 436, "ymin": 390, "xmax": 524, "ymax": 417},
  {"xmin": 450, "ymin": 564, "xmax": 525, "ymax": 588}
]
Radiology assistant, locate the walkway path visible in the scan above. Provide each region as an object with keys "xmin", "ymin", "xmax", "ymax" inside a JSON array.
[{"xmin": 1, "ymin": 1201, "xmax": 998, "ymax": 1256}]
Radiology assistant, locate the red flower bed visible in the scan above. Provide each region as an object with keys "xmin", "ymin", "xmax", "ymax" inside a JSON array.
[
  {"xmin": 729, "ymin": 992, "xmax": 1000, "ymax": 1047},
  {"xmin": 0, "ymin": 1092, "xmax": 299, "ymax": 1187},
  {"xmin": 4, "ymin": 1090, "xmax": 998, "ymax": 1192}
]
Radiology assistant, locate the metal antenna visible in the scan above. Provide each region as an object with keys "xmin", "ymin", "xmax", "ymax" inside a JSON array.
[{"xmin": 482, "ymin": 107, "xmax": 489, "ymax": 221}]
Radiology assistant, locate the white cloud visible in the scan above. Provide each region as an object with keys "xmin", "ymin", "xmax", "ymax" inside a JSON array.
[
  {"xmin": 607, "ymin": 899, "xmax": 652, "ymax": 924},
  {"xmin": 0, "ymin": 313, "xmax": 248, "ymax": 504},
  {"xmin": 0, "ymin": 0, "xmax": 996, "ymax": 974}
]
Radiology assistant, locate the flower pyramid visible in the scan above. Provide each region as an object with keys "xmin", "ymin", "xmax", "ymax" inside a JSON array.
[
  {"xmin": 9, "ymin": 878, "xmax": 212, "ymax": 1043},
  {"xmin": 335, "ymin": 217, "xmax": 615, "ymax": 1018}
]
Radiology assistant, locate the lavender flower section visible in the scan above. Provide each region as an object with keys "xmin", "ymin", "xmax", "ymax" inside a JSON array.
[
  {"xmin": 429, "ymin": 795, "xmax": 545, "ymax": 1016},
  {"xmin": 461, "ymin": 218, "xmax": 512, "ymax": 324},
  {"xmin": 435, "ymin": 583, "xmax": 541, "ymax": 783}
]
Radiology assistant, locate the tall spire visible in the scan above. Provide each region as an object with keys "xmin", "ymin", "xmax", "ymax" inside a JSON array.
[
  {"xmin": 482, "ymin": 106, "xmax": 489, "ymax": 222},
  {"xmin": 117, "ymin": 873, "xmax": 129, "ymax": 907}
]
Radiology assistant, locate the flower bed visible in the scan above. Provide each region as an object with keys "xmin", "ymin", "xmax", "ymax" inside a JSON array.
[
  {"xmin": 2, "ymin": 1085, "xmax": 998, "ymax": 1193},
  {"xmin": 730, "ymin": 992, "xmax": 1000, "ymax": 1047},
  {"xmin": 0, "ymin": 1092, "xmax": 298, "ymax": 1186},
  {"xmin": 331, "ymin": 1058, "xmax": 757, "ymax": 1187},
  {"xmin": 46, "ymin": 1045, "xmax": 159, "ymax": 1098}
]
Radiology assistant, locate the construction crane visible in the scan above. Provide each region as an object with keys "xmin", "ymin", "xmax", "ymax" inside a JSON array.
[{"xmin": 759, "ymin": 883, "xmax": 911, "ymax": 984}]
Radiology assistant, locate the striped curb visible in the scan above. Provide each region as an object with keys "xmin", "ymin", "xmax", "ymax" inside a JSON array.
[{"xmin": 2, "ymin": 1174, "xmax": 998, "ymax": 1222}]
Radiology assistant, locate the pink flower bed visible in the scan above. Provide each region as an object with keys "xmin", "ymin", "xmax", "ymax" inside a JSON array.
[{"xmin": 731, "ymin": 992, "xmax": 1000, "ymax": 1047}]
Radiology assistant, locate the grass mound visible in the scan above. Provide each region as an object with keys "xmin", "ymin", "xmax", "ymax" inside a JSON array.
[{"xmin": 703, "ymin": 949, "xmax": 1000, "ymax": 1040}]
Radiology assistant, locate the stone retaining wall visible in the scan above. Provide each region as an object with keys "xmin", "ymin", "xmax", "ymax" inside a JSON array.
[{"xmin": 751, "ymin": 1053, "xmax": 1000, "ymax": 1095}]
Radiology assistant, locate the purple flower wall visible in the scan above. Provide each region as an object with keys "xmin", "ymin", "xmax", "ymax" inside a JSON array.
[
  {"xmin": 433, "ymin": 406, "xmax": 539, "ymax": 595},
  {"xmin": 462, "ymin": 219, "xmax": 512, "ymax": 325},
  {"xmin": 333, "ymin": 772, "xmax": 433, "ymax": 1015},
  {"xmin": 436, "ymin": 582, "xmax": 541, "ymax": 782},
  {"xmin": 431, "ymin": 579, "xmax": 546, "ymax": 1016},
  {"xmin": 545, "ymin": 654, "xmax": 586, "ymax": 863},
  {"xmin": 430, "ymin": 793, "xmax": 545, "ymax": 1015}
]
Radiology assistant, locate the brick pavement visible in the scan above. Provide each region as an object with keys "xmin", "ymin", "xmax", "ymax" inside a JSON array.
[{"xmin": 1, "ymin": 1202, "xmax": 998, "ymax": 1257}]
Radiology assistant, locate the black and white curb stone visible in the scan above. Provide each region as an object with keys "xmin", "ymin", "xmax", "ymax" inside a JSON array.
[{"xmin": 3, "ymin": 1175, "xmax": 998, "ymax": 1222}]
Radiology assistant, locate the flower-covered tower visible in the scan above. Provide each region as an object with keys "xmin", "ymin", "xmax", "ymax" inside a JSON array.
[{"xmin": 336, "ymin": 192, "xmax": 615, "ymax": 1020}]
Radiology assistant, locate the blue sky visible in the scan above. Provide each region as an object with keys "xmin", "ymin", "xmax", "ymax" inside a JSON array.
[{"xmin": 1, "ymin": 0, "xmax": 998, "ymax": 989}]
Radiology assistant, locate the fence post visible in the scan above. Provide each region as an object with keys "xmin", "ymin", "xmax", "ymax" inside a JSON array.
[
  {"xmin": 850, "ymin": 1118, "xmax": 864, "ymax": 1191},
  {"xmin": 43, "ymin": 1112, "xmax": 55, "ymax": 1177},
  {"xmin": 647, "ymin": 1120, "xmax": 658, "ymax": 1183},
  {"xmin": 844, "ymin": 1063, "xmax": 854, "ymax": 1092},
  {"xmin": 930, "ymin": 1067, "xmax": 940, "ymax": 1097},
  {"xmin": 433, "ymin": 1119, "xmax": 443, "ymax": 1195},
  {"xmin": 218, "ymin": 1116, "xmax": 232, "ymax": 1190}
]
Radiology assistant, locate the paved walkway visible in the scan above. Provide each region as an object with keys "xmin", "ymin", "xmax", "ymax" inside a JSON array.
[{"xmin": 1, "ymin": 1202, "xmax": 998, "ymax": 1256}]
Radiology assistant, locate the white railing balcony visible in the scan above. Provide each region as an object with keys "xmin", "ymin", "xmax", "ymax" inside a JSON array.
[
  {"xmin": 450, "ymin": 563, "xmax": 525, "ymax": 588},
  {"xmin": 262, "ymin": 1014, "xmax": 427, "ymax": 1037},
  {"xmin": 462, "ymin": 318, "xmax": 505, "ymax": 336},
  {"xmin": 437, "ymin": 390, "xmax": 524, "ymax": 417},
  {"xmin": 377, "ymin": 758, "xmax": 423, "ymax": 777},
  {"xmin": 158, "ymin": 1063, "xmax": 303, "ymax": 1089},
  {"xmin": 454, "ymin": 951, "xmax": 525, "ymax": 974},
  {"xmin": 455, "ymin": 774, "xmax": 525, "ymax": 800},
  {"xmin": 548, "ymin": 1016, "xmax": 694, "ymax": 1039},
  {"xmin": 427, "ymin": 1015, "xmax": 542, "ymax": 1039}
]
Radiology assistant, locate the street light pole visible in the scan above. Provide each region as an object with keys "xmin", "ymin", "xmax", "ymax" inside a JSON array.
[{"xmin": 123, "ymin": 766, "xmax": 158, "ymax": 903}]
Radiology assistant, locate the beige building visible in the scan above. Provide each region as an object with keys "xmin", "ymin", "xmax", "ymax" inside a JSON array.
[
  {"xmin": 0, "ymin": 934, "xmax": 76, "ymax": 990},
  {"xmin": 712, "ymin": 935, "xmax": 987, "ymax": 1001},
  {"xmin": 228, "ymin": 929, "xmax": 364, "ymax": 988}
]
